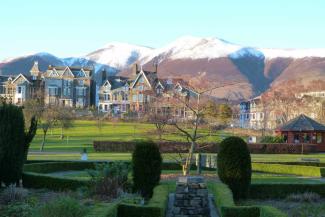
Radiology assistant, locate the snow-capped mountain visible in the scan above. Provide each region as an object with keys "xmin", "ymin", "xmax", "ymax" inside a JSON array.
[{"xmin": 2, "ymin": 35, "xmax": 325, "ymax": 100}]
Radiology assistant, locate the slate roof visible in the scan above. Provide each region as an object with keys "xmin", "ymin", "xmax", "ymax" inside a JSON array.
[
  {"xmin": 277, "ymin": 114, "xmax": 325, "ymax": 132},
  {"xmin": 104, "ymin": 76, "xmax": 129, "ymax": 90}
]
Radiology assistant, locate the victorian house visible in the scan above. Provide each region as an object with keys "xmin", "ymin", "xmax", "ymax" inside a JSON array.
[
  {"xmin": 98, "ymin": 70, "xmax": 130, "ymax": 114},
  {"xmin": 0, "ymin": 61, "xmax": 95, "ymax": 109},
  {"xmin": 0, "ymin": 61, "xmax": 44, "ymax": 105},
  {"xmin": 42, "ymin": 65, "xmax": 95, "ymax": 108}
]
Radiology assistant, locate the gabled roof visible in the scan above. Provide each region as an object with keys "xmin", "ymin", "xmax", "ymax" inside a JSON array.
[
  {"xmin": 101, "ymin": 76, "xmax": 129, "ymax": 91},
  {"xmin": 131, "ymin": 69, "xmax": 158, "ymax": 89},
  {"xmin": 277, "ymin": 114, "xmax": 325, "ymax": 132},
  {"xmin": 62, "ymin": 67, "xmax": 75, "ymax": 78},
  {"xmin": 12, "ymin": 73, "xmax": 32, "ymax": 84}
]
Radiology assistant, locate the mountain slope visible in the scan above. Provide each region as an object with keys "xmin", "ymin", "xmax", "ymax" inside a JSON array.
[{"xmin": 2, "ymin": 36, "xmax": 325, "ymax": 100}]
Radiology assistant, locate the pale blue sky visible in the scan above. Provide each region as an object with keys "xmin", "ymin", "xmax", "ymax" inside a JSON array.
[{"xmin": 1, "ymin": 0, "xmax": 324, "ymax": 60}]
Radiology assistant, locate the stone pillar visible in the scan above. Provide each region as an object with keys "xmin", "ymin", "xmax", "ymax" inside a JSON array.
[{"xmin": 172, "ymin": 176, "xmax": 210, "ymax": 217}]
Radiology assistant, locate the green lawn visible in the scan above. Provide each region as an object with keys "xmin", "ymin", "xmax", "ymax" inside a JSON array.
[
  {"xmin": 28, "ymin": 120, "xmax": 325, "ymax": 163},
  {"xmin": 29, "ymin": 120, "xmax": 227, "ymax": 152}
]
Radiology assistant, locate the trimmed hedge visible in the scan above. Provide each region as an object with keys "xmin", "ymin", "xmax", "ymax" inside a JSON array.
[
  {"xmin": 23, "ymin": 161, "xmax": 96, "ymax": 173},
  {"xmin": 259, "ymin": 206, "xmax": 287, "ymax": 217},
  {"xmin": 252, "ymin": 162, "xmax": 325, "ymax": 177},
  {"xmin": 117, "ymin": 183, "xmax": 174, "ymax": 217},
  {"xmin": 22, "ymin": 172, "xmax": 89, "ymax": 190},
  {"xmin": 221, "ymin": 206, "xmax": 260, "ymax": 217},
  {"xmin": 86, "ymin": 202, "xmax": 119, "ymax": 217},
  {"xmin": 250, "ymin": 183, "xmax": 325, "ymax": 199},
  {"xmin": 208, "ymin": 182, "xmax": 287, "ymax": 217},
  {"xmin": 22, "ymin": 161, "xmax": 97, "ymax": 190}
]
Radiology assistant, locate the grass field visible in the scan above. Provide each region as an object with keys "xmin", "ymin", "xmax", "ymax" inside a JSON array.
[
  {"xmin": 27, "ymin": 120, "xmax": 325, "ymax": 163},
  {"xmin": 29, "ymin": 120, "xmax": 228, "ymax": 152}
]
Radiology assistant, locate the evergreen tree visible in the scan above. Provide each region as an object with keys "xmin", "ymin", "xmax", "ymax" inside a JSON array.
[{"xmin": 0, "ymin": 103, "xmax": 37, "ymax": 186}]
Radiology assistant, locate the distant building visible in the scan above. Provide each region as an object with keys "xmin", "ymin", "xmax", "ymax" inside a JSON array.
[
  {"xmin": 296, "ymin": 91, "xmax": 325, "ymax": 99},
  {"xmin": 42, "ymin": 65, "xmax": 95, "ymax": 108},
  {"xmin": 0, "ymin": 61, "xmax": 95, "ymax": 108},
  {"xmin": 239, "ymin": 96, "xmax": 265, "ymax": 129},
  {"xmin": 276, "ymin": 114, "xmax": 325, "ymax": 151},
  {"xmin": 0, "ymin": 61, "xmax": 44, "ymax": 105},
  {"xmin": 98, "ymin": 70, "xmax": 130, "ymax": 114}
]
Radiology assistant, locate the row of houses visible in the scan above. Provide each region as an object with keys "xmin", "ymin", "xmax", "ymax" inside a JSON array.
[
  {"xmin": 239, "ymin": 93, "xmax": 325, "ymax": 130},
  {"xmin": 0, "ymin": 62, "xmax": 197, "ymax": 118}
]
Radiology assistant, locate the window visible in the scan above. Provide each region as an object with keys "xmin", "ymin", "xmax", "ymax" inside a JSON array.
[
  {"xmin": 317, "ymin": 133, "xmax": 322, "ymax": 144},
  {"xmin": 139, "ymin": 105, "xmax": 143, "ymax": 112},
  {"xmin": 104, "ymin": 105, "xmax": 108, "ymax": 111},
  {"xmin": 104, "ymin": 94, "xmax": 110, "ymax": 101},
  {"xmin": 303, "ymin": 133, "xmax": 311, "ymax": 143},
  {"xmin": 79, "ymin": 80, "xmax": 84, "ymax": 85},
  {"xmin": 294, "ymin": 134, "xmax": 300, "ymax": 143},
  {"xmin": 138, "ymin": 85, "xmax": 144, "ymax": 91},
  {"xmin": 132, "ymin": 95, "xmax": 137, "ymax": 102},
  {"xmin": 138, "ymin": 94, "xmax": 143, "ymax": 102},
  {"xmin": 48, "ymin": 87, "xmax": 58, "ymax": 96},
  {"xmin": 17, "ymin": 86, "xmax": 22, "ymax": 94}
]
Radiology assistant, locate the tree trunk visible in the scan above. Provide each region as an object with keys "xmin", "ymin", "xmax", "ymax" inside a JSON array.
[
  {"xmin": 40, "ymin": 131, "xmax": 47, "ymax": 152},
  {"xmin": 60, "ymin": 127, "xmax": 64, "ymax": 139},
  {"xmin": 183, "ymin": 141, "xmax": 196, "ymax": 176}
]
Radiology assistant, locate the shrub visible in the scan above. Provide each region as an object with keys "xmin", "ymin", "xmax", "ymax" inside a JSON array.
[
  {"xmin": 0, "ymin": 185, "xmax": 29, "ymax": 205},
  {"xmin": 0, "ymin": 202, "xmax": 34, "ymax": 217},
  {"xmin": 87, "ymin": 162, "xmax": 129, "ymax": 199},
  {"xmin": 36, "ymin": 196, "xmax": 88, "ymax": 217},
  {"xmin": 217, "ymin": 136, "xmax": 252, "ymax": 200},
  {"xmin": 0, "ymin": 103, "xmax": 37, "ymax": 185},
  {"xmin": 132, "ymin": 140, "xmax": 162, "ymax": 199},
  {"xmin": 260, "ymin": 136, "xmax": 285, "ymax": 143}
]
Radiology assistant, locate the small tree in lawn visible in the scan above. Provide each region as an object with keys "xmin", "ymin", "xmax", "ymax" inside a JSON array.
[
  {"xmin": 0, "ymin": 103, "xmax": 37, "ymax": 185},
  {"xmin": 39, "ymin": 107, "xmax": 59, "ymax": 151},
  {"xmin": 132, "ymin": 140, "xmax": 162, "ymax": 199},
  {"xmin": 217, "ymin": 136, "xmax": 251, "ymax": 200},
  {"xmin": 57, "ymin": 107, "xmax": 74, "ymax": 139}
]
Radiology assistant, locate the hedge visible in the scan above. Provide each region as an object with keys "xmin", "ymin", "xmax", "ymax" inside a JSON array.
[
  {"xmin": 22, "ymin": 172, "xmax": 89, "ymax": 190},
  {"xmin": 250, "ymin": 183, "xmax": 325, "ymax": 199},
  {"xmin": 208, "ymin": 182, "xmax": 287, "ymax": 217},
  {"xmin": 221, "ymin": 206, "xmax": 260, "ymax": 217},
  {"xmin": 259, "ymin": 206, "xmax": 287, "ymax": 217},
  {"xmin": 86, "ymin": 202, "xmax": 119, "ymax": 217},
  {"xmin": 23, "ymin": 161, "xmax": 96, "ymax": 173},
  {"xmin": 252, "ymin": 162, "xmax": 325, "ymax": 177},
  {"xmin": 117, "ymin": 182, "xmax": 175, "ymax": 217}
]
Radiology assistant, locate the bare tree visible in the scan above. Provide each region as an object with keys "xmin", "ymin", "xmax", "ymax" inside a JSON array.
[
  {"xmin": 57, "ymin": 107, "xmax": 74, "ymax": 139},
  {"xmin": 39, "ymin": 107, "xmax": 60, "ymax": 151},
  {"xmin": 167, "ymin": 83, "xmax": 239, "ymax": 175}
]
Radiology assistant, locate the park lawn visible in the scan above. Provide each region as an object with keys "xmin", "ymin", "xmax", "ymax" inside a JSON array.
[{"xmin": 29, "ymin": 120, "xmax": 227, "ymax": 152}]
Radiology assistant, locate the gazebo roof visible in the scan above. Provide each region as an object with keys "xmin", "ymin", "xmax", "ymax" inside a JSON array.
[{"xmin": 277, "ymin": 114, "xmax": 325, "ymax": 132}]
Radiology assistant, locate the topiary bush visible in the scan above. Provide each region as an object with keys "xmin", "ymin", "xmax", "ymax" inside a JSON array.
[
  {"xmin": 217, "ymin": 136, "xmax": 252, "ymax": 200},
  {"xmin": 132, "ymin": 140, "xmax": 162, "ymax": 199},
  {"xmin": 0, "ymin": 103, "xmax": 37, "ymax": 186}
]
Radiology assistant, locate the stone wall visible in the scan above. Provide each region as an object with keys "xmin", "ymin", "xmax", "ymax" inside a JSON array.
[{"xmin": 172, "ymin": 176, "xmax": 209, "ymax": 217}]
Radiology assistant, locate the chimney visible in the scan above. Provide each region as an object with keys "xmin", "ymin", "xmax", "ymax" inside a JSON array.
[
  {"xmin": 102, "ymin": 69, "xmax": 107, "ymax": 82},
  {"xmin": 132, "ymin": 63, "xmax": 139, "ymax": 76},
  {"xmin": 154, "ymin": 62, "xmax": 158, "ymax": 74}
]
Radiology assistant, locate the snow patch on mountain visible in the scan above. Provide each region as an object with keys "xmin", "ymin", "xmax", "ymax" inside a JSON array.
[
  {"xmin": 141, "ymin": 36, "xmax": 244, "ymax": 62},
  {"xmin": 85, "ymin": 42, "xmax": 153, "ymax": 69}
]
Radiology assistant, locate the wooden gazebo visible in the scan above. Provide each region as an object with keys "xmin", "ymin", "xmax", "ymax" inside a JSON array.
[{"xmin": 276, "ymin": 114, "xmax": 325, "ymax": 151}]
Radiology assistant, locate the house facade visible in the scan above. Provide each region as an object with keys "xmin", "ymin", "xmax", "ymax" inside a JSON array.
[
  {"xmin": 239, "ymin": 96, "xmax": 265, "ymax": 129},
  {"xmin": 0, "ymin": 62, "xmax": 44, "ymax": 105},
  {"xmin": 42, "ymin": 65, "xmax": 94, "ymax": 108},
  {"xmin": 0, "ymin": 61, "xmax": 95, "ymax": 108},
  {"xmin": 98, "ymin": 74, "xmax": 130, "ymax": 114}
]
